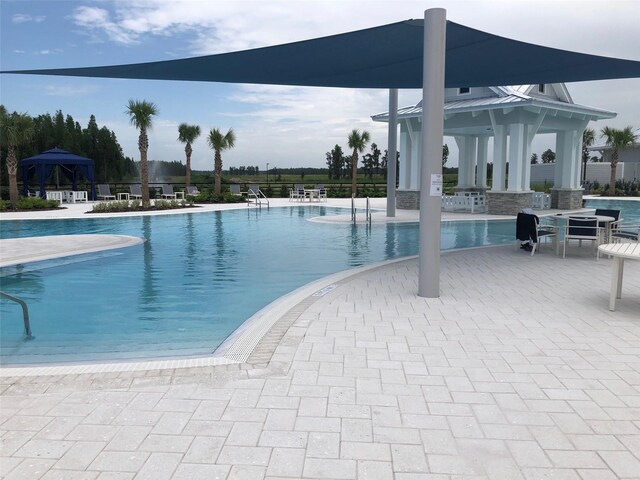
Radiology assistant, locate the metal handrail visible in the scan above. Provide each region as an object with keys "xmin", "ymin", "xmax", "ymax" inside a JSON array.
[
  {"xmin": 366, "ymin": 197, "xmax": 372, "ymax": 225},
  {"xmin": 351, "ymin": 194, "xmax": 356, "ymax": 224},
  {"xmin": 0, "ymin": 291, "xmax": 34, "ymax": 340}
]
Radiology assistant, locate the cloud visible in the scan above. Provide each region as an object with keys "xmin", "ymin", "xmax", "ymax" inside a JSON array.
[
  {"xmin": 12, "ymin": 14, "xmax": 45, "ymax": 24},
  {"xmin": 71, "ymin": 6, "xmax": 140, "ymax": 45},
  {"xmin": 43, "ymin": 84, "xmax": 98, "ymax": 97},
  {"xmin": 37, "ymin": 49, "xmax": 63, "ymax": 55}
]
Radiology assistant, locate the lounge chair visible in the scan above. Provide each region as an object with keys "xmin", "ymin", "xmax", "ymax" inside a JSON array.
[
  {"xmin": 97, "ymin": 184, "xmax": 115, "ymax": 201},
  {"xmin": 515, "ymin": 212, "xmax": 557, "ymax": 256},
  {"xmin": 230, "ymin": 184, "xmax": 245, "ymax": 196},
  {"xmin": 130, "ymin": 184, "xmax": 143, "ymax": 199},
  {"xmin": 161, "ymin": 184, "xmax": 184, "ymax": 200},
  {"xmin": 563, "ymin": 216, "xmax": 601, "ymax": 259},
  {"xmin": 185, "ymin": 185, "xmax": 200, "ymax": 197}
]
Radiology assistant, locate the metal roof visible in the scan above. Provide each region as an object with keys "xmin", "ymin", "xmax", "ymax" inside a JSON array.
[{"xmin": 371, "ymin": 85, "xmax": 615, "ymax": 122}]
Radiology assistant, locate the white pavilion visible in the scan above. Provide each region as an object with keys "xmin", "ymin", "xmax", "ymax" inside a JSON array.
[{"xmin": 372, "ymin": 83, "xmax": 616, "ymax": 214}]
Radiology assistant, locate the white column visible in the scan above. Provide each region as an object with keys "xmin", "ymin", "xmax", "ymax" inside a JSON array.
[
  {"xmin": 508, "ymin": 123, "xmax": 524, "ymax": 191},
  {"xmin": 573, "ymin": 135, "xmax": 582, "ymax": 187},
  {"xmin": 491, "ymin": 125, "xmax": 507, "ymax": 192},
  {"xmin": 386, "ymin": 89, "xmax": 398, "ymax": 217},
  {"xmin": 454, "ymin": 136, "xmax": 468, "ymax": 187},
  {"xmin": 522, "ymin": 127, "xmax": 533, "ymax": 190},
  {"xmin": 398, "ymin": 126, "xmax": 410, "ymax": 189},
  {"xmin": 410, "ymin": 129, "xmax": 422, "ymax": 190},
  {"xmin": 477, "ymin": 136, "xmax": 489, "ymax": 188},
  {"xmin": 418, "ymin": 7, "xmax": 446, "ymax": 298},
  {"xmin": 554, "ymin": 132, "xmax": 564, "ymax": 188},
  {"xmin": 466, "ymin": 136, "xmax": 478, "ymax": 187},
  {"xmin": 560, "ymin": 130, "xmax": 577, "ymax": 188}
]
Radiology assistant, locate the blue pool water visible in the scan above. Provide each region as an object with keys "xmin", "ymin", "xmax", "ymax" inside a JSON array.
[
  {"xmin": 0, "ymin": 206, "xmax": 514, "ymax": 365},
  {"xmin": 1, "ymin": 199, "xmax": 636, "ymax": 365}
]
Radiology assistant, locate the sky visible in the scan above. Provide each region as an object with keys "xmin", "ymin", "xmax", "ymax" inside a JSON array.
[{"xmin": 1, "ymin": 0, "xmax": 639, "ymax": 172}]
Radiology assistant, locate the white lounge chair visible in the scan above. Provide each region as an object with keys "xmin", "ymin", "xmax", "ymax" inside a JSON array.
[
  {"xmin": 161, "ymin": 184, "xmax": 184, "ymax": 200},
  {"xmin": 314, "ymin": 184, "xmax": 327, "ymax": 201},
  {"xmin": 230, "ymin": 184, "xmax": 245, "ymax": 196},
  {"xmin": 97, "ymin": 184, "xmax": 115, "ymax": 201},
  {"xmin": 185, "ymin": 185, "xmax": 200, "ymax": 197},
  {"xmin": 130, "ymin": 184, "xmax": 143, "ymax": 199}
]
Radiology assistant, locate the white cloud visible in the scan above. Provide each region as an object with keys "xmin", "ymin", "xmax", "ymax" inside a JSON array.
[
  {"xmin": 44, "ymin": 84, "xmax": 98, "ymax": 97},
  {"xmin": 12, "ymin": 13, "xmax": 45, "ymax": 23},
  {"xmin": 71, "ymin": 6, "xmax": 140, "ymax": 45}
]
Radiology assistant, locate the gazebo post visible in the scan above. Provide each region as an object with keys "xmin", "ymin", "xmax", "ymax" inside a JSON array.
[{"xmin": 418, "ymin": 8, "xmax": 446, "ymax": 298}]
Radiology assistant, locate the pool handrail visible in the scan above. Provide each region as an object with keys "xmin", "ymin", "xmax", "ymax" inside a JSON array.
[{"xmin": 0, "ymin": 291, "xmax": 34, "ymax": 340}]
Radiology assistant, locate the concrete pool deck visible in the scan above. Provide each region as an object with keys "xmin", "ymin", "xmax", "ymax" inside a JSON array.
[{"xmin": 1, "ymin": 198, "xmax": 639, "ymax": 479}]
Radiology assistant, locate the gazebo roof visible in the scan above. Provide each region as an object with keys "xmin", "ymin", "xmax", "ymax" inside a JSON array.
[
  {"xmin": 371, "ymin": 84, "xmax": 616, "ymax": 123},
  {"xmin": 21, "ymin": 148, "xmax": 94, "ymax": 166}
]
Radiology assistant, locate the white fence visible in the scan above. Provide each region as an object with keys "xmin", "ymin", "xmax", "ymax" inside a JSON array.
[
  {"xmin": 442, "ymin": 194, "xmax": 487, "ymax": 213},
  {"xmin": 530, "ymin": 162, "xmax": 638, "ymax": 185}
]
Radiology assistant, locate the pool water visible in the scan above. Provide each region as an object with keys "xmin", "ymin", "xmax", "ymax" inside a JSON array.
[
  {"xmin": 1, "ymin": 199, "xmax": 636, "ymax": 365},
  {"xmin": 0, "ymin": 206, "xmax": 518, "ymax": 365}
]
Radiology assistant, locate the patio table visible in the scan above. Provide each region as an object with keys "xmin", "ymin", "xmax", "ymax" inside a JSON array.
[
  {"xmin": 304, "ymin": 189, "xmax": 320, "ymax": 202},
  {"xmin": 598, "ymin": 242, "xmax": 640, "ymax": 311}
]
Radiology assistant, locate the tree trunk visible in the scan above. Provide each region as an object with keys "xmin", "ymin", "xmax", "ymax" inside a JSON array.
[
  {"xmin": 6, "ymin": 146, "xmax": 19, "ymax": 205},
  {"xmin": 351, "ymin": 152, "xmax": 358, "ymax": 196},
  {"xmin": 139, "ymin": 128, "xmax": 150, "ymax": 207},
  {"xmin": 185, "ymin": 143, "xmax": 192, "ymax": 186},
  {"xmin": 214, "ymin": 149, "xmax": 222, "ymax": 195},
  {"xmin": 609, "ymin": 152, "xmax": 618, "ymax": 196}
]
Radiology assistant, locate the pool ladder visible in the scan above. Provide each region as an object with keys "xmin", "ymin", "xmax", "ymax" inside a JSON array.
[
  {"xmin": 0, "ymin": 291, "xmax": 34, "ymax": 340},
  {"xmin": 247, "ymin": 189, "xmax": 270, "ymax": 209},
  {"xmin": 351, "ymin": 195, "xmax": 372, "ymax": 225}
]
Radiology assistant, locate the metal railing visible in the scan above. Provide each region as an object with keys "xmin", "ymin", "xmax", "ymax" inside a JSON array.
[{"xmin": 0, "ymin": 291, "xmax": 34, "ymax": 340}]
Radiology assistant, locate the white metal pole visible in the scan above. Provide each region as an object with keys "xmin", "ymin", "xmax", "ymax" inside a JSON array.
[
  {"xmin": 386, "ymin": 89, "xmax": 398, "ymax": 217},
  {"xmin": 418, "ymin": 8, "xmax": 446, "ymax": 298}
]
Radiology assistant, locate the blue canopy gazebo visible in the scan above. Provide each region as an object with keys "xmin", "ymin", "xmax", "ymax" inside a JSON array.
[{"xmin": 21, "ymin": 148, "xmax": 96, "ymax": 200}]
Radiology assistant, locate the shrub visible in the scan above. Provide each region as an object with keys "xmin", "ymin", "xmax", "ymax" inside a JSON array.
[{"xmin": 1, "ymin": 197, "xmax": 60, "ymax": 211}]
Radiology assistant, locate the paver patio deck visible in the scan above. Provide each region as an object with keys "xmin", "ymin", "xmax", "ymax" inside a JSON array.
[{"xmin": 1, "ymin": 237, "xmax": 639, "ymax": 478}]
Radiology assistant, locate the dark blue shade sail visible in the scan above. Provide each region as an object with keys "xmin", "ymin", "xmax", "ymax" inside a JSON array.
[
  {"xmin": 21, "ymin": 148, "xmax": 96, "ymax": 200},
  {"xmin": 3, "ymin": 21, "xmax": 640, "ymax": 88}
]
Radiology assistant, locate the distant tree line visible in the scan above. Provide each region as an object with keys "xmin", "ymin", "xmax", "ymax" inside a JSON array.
[
  {"xmin": 0, "ymin": 107, "xmax": 136, "ymax": 184},
  {"xmin": 228, "ymin": 165, "xmax": 260, "ymax": 176}
]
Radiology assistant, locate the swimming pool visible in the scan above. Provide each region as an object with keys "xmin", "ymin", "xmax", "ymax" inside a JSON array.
[
  {"xmin": 1, "ymin": 199, "xmax": 636, "ymax": 365},
  {"xmin": 0, "ymin": 206, "xmax": 518, "ymax": 365}
]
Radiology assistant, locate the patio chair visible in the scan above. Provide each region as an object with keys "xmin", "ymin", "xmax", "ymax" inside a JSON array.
[
  {"xmin": 563, "ymin": 216, "xmax": 602, "ymax": 259},
  {"xmin": 248, "ymin": 185, "xmax": 261, "ymax": 196},
  {"xmin": 130, "ymin": 184, "xmax": 143, "ymax": 199},
  {"xmin": 290, "ymin": 184, "xmax": 305, "ymax": 201},
  {"xmin": 185, "ymin": 185, "xmax": 200, "ymax": 197},
  {"xmin": 595, "ymin": 208, "xmax": 621, "ymax": 240},
  {"xmin": 610, "ymin": 223, "xmax": 640, "ymax": 243},
  {"xmin": 315, "ymin": 184, "xmax": 327, "ymax": 201},
  {"xmin": 515, "ymin": 212, "xmax": 557, "ymax": 256},
  {"xmin": 97, "ymin": 184, "xmax": 115, "ymax": 201},
  {"xmin": 161, "ymin": 184, "xmax": 184, "ymax": 200},
  {"xmin": 230, "ymin": 184, "xmax": 245, "ymax": 196}
]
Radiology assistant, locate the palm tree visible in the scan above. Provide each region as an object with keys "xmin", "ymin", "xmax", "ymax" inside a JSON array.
[
  {"xmin": 347, "ymin": 129, "xmax": 370, "ymax": 195},
  {"xmin": 601, "ymin": 126, "xmax": 637, "ymax": 195},
  {"xmin": 0, "ymin": 107, "xmax": 34, "ymax": 205},
  {"xmin": 126, "ymin": 99, "xmax": 158, "ymax": 206},
  {"xmin": 207, "ymin": 128, "xmax": 236, "ymax": 195},
  {"xmin": 178, "ymin": 123, "xmax": 201, "ymax": 187},
  {"xmin": 581, "ymin": 127, "xmax": 595, "ymax": 185}
]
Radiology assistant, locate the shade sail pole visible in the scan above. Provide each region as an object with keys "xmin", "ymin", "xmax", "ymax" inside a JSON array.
[
  {"xmin": 418, "ymin": 8, "xmax": 446, "ymax": 298},
  {"xmin": 386, "ymin": 88, "xmax": 398, "ymax": 217}
]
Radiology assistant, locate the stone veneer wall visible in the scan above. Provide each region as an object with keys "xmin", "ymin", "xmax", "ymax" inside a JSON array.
[
  {"xmin": 397, "ymin": 190, "xmax": 420, "ymax": 210},
  {"xmin": 550, "ymin": 188, "xmax": 583, "ymax": 210},
  {"xmin": 486, "ymin": 191, "xmax": 534, "ymax": 215}
]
